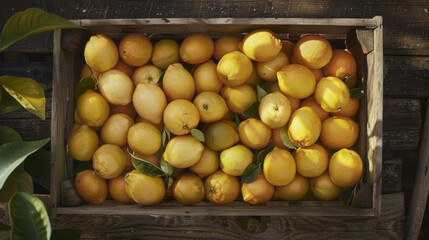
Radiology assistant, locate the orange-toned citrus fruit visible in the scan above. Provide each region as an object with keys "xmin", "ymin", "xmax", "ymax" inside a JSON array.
[
  {"xmin": 151, "ymin": 38, "xmax": 180, "ymax": 70},
  {"xmin": 118, "ymin": 33, "xmax": 152, "ymax": 67},
  {"xmin": 162, "ymin": 63, "xmax": 196, "ymax": 101},
  {"xmin": 238, "ymin": 118, "xmax": 272, "ymax": 150},
  {"xmin": 127, "ymin": 121, "xmax": 161, "ymax": 156},
  {"xmin": 180, "ymin": 33, "xmax": 214, "ymax": 65},
  {"xmin": 213, "ymin": 36, "xmax": 241, "ymax": 61},
  {"xmin": 100, "ymin": 113, "xmax": 134, "ymax": 146},
  {"xmin": 190, "ymin": 146, "xmax": 220, "ymax": 177},
  {"xmin": 320, "ymin": 116, "xmax": 359, "ymax": 150},
  {"xmin": 275, "ymin": 173, "xmax": 309, "ymax": 200},
  {"xmin": 193, "ymin": 60, "xmax": 223, "ymax": 93},
  {"xmin": 108, "ymin": 173, "xmax": 135, "ymax": 204},
  {"xmin": 323, "ymin": 49, "xmax": 357, "ymax": 87},
  {"xmin": 75, "ymin": 170, "xmax": 108, "ymax": 204},
  {"xmin": 309, "ymin": 171, "xmax": 342, "ymax": 201},
  {"xmin": 172, "ymin": 173, "xmax": 205, "ymax": 205},
  {"xmin": 205, "ymin": 170, "xmax": 240, "ymax": 205},
  {"xmin": 242, "ymin": 174, "xmax": 274, "ymax": 205},
  {"xmin": 163, "ymin": 99, "xmax": 200, "ymax": 135}
]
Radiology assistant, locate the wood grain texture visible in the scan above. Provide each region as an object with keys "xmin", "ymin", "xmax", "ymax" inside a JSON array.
[
  {"xmin": 0, "ymin": 0, "xmax": 428, "ymax": 54},
  {"xmin": 0, "ymin": 193, "xmax": 403, "ymax": 239},
  {"xmin": 405, "ymin": 99, "xmax": 429, "ymax": 240}
]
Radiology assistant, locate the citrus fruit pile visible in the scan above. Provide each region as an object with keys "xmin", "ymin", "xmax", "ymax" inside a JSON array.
[{"xmin": 68, "ymin": 30, "xmax": 364, "ymax": 206}]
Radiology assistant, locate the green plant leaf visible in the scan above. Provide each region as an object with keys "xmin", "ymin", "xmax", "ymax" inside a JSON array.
[
  {"xmin": 0, "ymin": 170, "xmax": 33, "ymax": 202},
  {"xmin": 24, "ymin": 148, "xmax": 51, "ymax": 191},
  {"xmin": 279, "ymin": 127, "xmax": 297, "ymax": 150},
  {"xmin": 0, "ymin": 223, "xmax": 11, "ymax": 240},
  {"xmin": 0, "ymin": 76, "xmax": 46, "ymax": 120},
  {"xmin": 349, "ymin": 88, "xmax": 364, "ymax": 99},
  {"xmin": 74, "ymin": 77, "xmax": 96, "ymax": 100},
  {"xmin": 166, "ymin": 176, "xmax": 174, "ymax": 190},
  {"xmin": 51, "ymin": 229, "xmax": 83, "ymax": 240},
  {"xmin": 0, "ymin": 138, "xmax": 49, "ymax": 189},
  {"xmin": 0, "ymin": 8, "xmax": 82, "ymax": 51},
  {"xmin": 9, "ymin": 186, "xmax": 51, "ymax": 240},
  {"xmin": 256, "ymin": 145, "xmax": 274, "ymax": 165},
  {"xmin": 0, "ymin": 125, "xmax": 22, "ymax": 145},
  {"xmin": 129, "ymin": 151, "xmax": 165, "ymax": 177},
  {"xmin": 191, "ymin": 128, "xmax": 205, "ymax": 142},
  {"xmin": 242, "ymin": 101, "xmax": 260, "ymax": 119},
  {"xmin": 161, "ymin": 128, "xmax": 171, "ymax": 147},
  {"xmin": 241, "ymin": 164, "xmax": 261, "ymax": 183},
  {"xmin": 159, "ymin": 156, "xmax": 173, "ymax": 177},
  {"xmin": 0, "ymin": 86, "xmax": 21, "ymax": 114},
  {"xmin": 256, "ymin": 82, "xmax": 269, "ymax": 102}
]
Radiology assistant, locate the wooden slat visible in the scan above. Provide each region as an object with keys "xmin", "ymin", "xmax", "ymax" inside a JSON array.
[
  {"xmin": 405, "ymin": 99, "xmax": 429, "ymax": 240},
  {"xmin": 1, "ymin": 193, "xmax": 403, "ymax": 240},
  {"xmin": 1, "ymin": 0, "xmax": 428, "ymax": 54}
]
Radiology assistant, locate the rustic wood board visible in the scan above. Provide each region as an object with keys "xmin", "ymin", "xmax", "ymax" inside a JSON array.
[
  {"xmin": 0, "ymin": 193, "xmax": 404, "ymax": 239},
  {"xmin": 1, "ymin": 0, "xmax": 428, "ymax": 55}
]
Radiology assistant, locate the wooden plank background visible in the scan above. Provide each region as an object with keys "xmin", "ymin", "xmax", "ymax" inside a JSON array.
[{"xmin": 1, "ymin": 0, "xmax": 428, "ymax": 239}]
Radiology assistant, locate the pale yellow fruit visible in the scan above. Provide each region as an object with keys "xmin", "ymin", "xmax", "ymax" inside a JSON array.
[
  {"xmin": 275, "ymin": 173, "xmax": 309, "ymax": 201},
  {"xmin": 263, "ymin": 148, "xmax": 296, "ymax": 186},
  {"xmin": 220, "ymin": 144, "xmax": 254, "ymax": 176},
  {"xmin": 259, "ymin": 91, "xmax": 292, "ymax": 129},
  {"xmin": 238, "ymin": 118, "xmax": 272, "ymax": 150},
  {"xmin": 92, "ymin": 144, "xmax": 127, "ymax": 179},
  {"xmin": 277, "ymin": 64, "xmax": 316, "ymax": 99},
  {"xmin": 217, "ymin": 51, "xmax": 253, "ymax": 86},
  {"xmin": 241, "ymin": 29, "xmax": 282, "ymax": 62},
  {"xmin": 205, "ymin": 170, "xmax": 240, "ymax": 204},
  {"xmin": 310, "ymin": 171, "xmax": 342, "ymax": 201},
  {"xmin": 75, "ymin": 170, "xmax": 108, "ymax": 204},
  {"xmin": 124, "ymin": 170, "xmax": 165, "ymax": 205},
  {"xmin": 193, "ymin": 60, "xmax": 223, "ymax": 93},
  {"xmin": 163, "ymin": 99, "xmax": 200, "ymax": 135},
  {"xmin": 332, "ymin": 98, "xmax": 360, "ymax": 118},
  {"xmin": 84, "ymin": 34, "xmax": 118, "ymax": 72},
  {"xmin": 151, "ymin": 38, "xmax": 180, "ymax": 70},
  {"xmin": 287, "ymin": 106, "xmax": 321, "ymax": 147},
  {"xmin": 127, "ymin": 121, "xmax": 161, "ymax": 156},
  {"xmin": 256, "ymin": 51, "xmax": 289, "ymax": 82},
  {"xmin": 320, "ymin": 116, "xmax": 359, "ymax": 150},
  {"xmin": 108, "ymin": 172, "xmax": 135, "ymax": 204},
  {"xmin": 242, "ymin": 174, "xmax": 275, "ymax": 205},
  {"xmin": 132, "ymin": 65, "xmax": 162, "ymax": 86},
  {"xmin": 119, "ymin": 33, "xmax": 152, "ymax": 67},
  {"xmin": 295, "ymin": 144, "xmax": 329, "ymax": 178},
  {"xmin": 133, "ymin": 83, "xmax": 167, "ymax": 124},
  {"xmin": 193, "ymin": 91, "xmax": 228, "ymax": 123},
  {"xmin": 314, "ymin": 76, "xmax": 350, "ymax": 113},
  {"xmin": 76, "ymin": 90, "xmax": 110, "ymax": 127},
  {"xmin": 172, "ymin": 173, "xmax": 205, "ymax": 205},
  {"xmin": 68, "ymin": 124, "xmax": 99, "ymax": 161},
  {"xmin": 180, "ymin": 33, "xmax": 214, "ymax": 65},
  {"xmin": 163, "ymin": 135, "xmax": 204, "ymax": 168},
  {"xmin": 205, "ymin": 120, "xmax": 240, "ymax": 151},
  {"xmin": 98, "ymin": 69, "xmax": 134, "ymax": 105},
  {"xmin": 214, "ymin": 36, "xmax": 241, "ymax": 61},
  {"xmin": 162, "ymin": 63, "xmax": 195, "ymax": 101},
  {"xmin": 294, "ymin": 34, "xmax": 333, "ymax": 70},
  {"xmin": 329, "ymin": 148, "xmax": 363, "ymax": 189},
  {"xmin": 101, "ymin": 113, "xmax": 134, "ymax": 146},
  {"xmin": 301, "ymin": 95, "xmax": 329, "ymax": 121},
  {"xmin": 190, "ymin": 146, "xmax": 220, "ymax": 177},
  {"xmin": 220, "ymin": 84, "xmax": 257, "ymax": 114}
]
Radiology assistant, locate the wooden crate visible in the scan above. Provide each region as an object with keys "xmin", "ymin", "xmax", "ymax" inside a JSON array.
[{"xmin": 51, "ymin": 17, "xmax": 383, "ymax": 217}]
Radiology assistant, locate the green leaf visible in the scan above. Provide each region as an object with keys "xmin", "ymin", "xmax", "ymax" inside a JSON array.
[
  {"xmin": 166, "ymin": 176, "xmax": 174, "ymax": 190},
  {"xmin": 191, "ymin": 128, "xmax": 205, "ymax": 142},
  {"xmin": 190, "ymin": 64, "xmax": 200, "ymax": 75},
  {"xmin": 241, "ymin": 164, "xmax": 261, "ymax": 183},
  {"xmin": 0, "ymin": 170, "xmax": 33, "ymax": 202},
  {"xmin": 0, "ymin": 138, "xmax": 50, "ymax": 189},
  {"xmin": 256, "ymin": 145, "xmax": 274, "ymax": 165},
  {"xmin": 234, "ymin": 114, "xmax": 241, "ymax": 125},
  {"xmin": 9, "ymin": 186, "xmax": 51, "ymax": 240},
  {"xmin": 344, "ymin": 76, "xmax": 354, "ymax": 85},
  {"xmin": 0, "ymin": 86, "xmax": 21, "ymax": 114},
  {"xmin": 349, "ymin": 88, "xmax": 364, "ymax": 99},
  {"xmin": 0, "ymin": 223, "xmax": 11, "ymax": 240},
  {"xmin": 256, "ymin": 82, "xmax": 269, "ymax": 102},
  {"xmin": 24, "ymin": 148, "xmax": 51, "ymax": 191},
  {"xmin": 130, "ymin": 151, "xmax": 165, "ymax": 177},
  {"xmin": 279, "ymin": 127, "xmax": 297, "ymax": 149},
  {"xmin": 74, "ymin": 77, "xmax": 96, "ymax": 100},
  {"xmin": 51, "ymin": 229, "xmax": 83, "ymax": 240},
  {"xmin": 159, "ymin": 156, "xmax": 173, "ymax": 176},
  {"xmin": 0, "ymin": 125, "xmax": 22, "ymax": 145},
  {"xmin": 0, "ymin": 8, "xmax": 82, "ymax": 51},
  {"xmin": 242, "ymin": 101, "xmax": 260, "ymax": 119},
  {"xmin": 161, "ymin": 128, "xmax": 171, "ymax": 147},
  {"xmin": 0, "ymin": 76, "xmax": 46, "ymax": 120}
]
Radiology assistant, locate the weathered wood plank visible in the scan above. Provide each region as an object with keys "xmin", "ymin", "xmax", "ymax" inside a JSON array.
[
  {"xmin": 0, "ymin": 193, "xmax": 404, "ymax": 240},
  {"xmin": 0, "ymin": 1, "xmax": 428, "ymax": 54},
  {"xmin": 405, "ymin": 99, "xmax": 429, "ymax": 240},
  {"xmin": 384, "ymin": 56, "xmax": 429, "ymax": 97}
]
